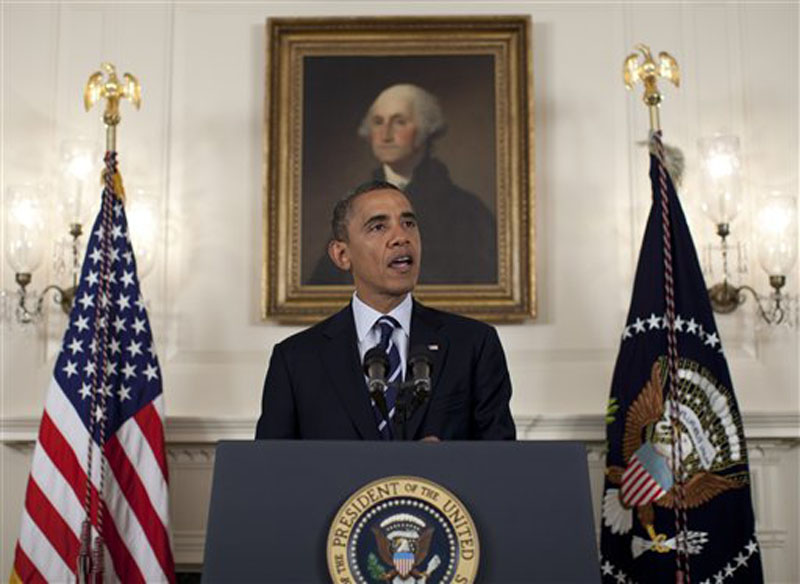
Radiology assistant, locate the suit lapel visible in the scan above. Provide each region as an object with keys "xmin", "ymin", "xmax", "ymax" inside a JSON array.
[
  {"xmin": 403, "ymin": 301, "xmax": 448, "ymax": 439},
  {"xmin": 321, "ymin": 305, "xmax": 380, "ymax": 440}
]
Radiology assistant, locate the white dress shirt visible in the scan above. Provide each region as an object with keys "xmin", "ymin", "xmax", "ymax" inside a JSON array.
[{"xmin": 352, "ymin": 292, "xmax": 412, "ymax": 379}]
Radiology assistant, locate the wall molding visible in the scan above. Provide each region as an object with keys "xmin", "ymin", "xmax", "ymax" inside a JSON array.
[{"xmin": 1, "ymin": 412, "xmax": 798, "ymax": 444}]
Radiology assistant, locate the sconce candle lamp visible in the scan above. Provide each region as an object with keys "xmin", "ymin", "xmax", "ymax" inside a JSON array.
[
  {"xmin": 700, "ymin": 135, "xmax": 798, "ymax": 325},
  {"xmin": 3, "ymin": 139, "xmax": 99, "ymax": 325},
  {"xmin": 4, "ymin": 183, "xmax": 83, "ymax": 324}
]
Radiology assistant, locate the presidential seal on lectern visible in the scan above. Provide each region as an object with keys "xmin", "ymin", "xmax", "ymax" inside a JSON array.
[{"xmin": 327, "ymin": 476, "xmax": 480, "ymax": 584}]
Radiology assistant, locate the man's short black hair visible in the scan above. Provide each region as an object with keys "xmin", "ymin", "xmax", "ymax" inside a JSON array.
[{"xmin": 330, "ymin": 180, "xmax": 406, "ymax": 242}]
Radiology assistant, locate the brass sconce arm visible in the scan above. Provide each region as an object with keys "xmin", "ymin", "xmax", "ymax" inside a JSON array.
[
  {"xmin": 13, "ymin": 273, "xmax": 77, "ymax": 324},
  {"xmin": 708, "ymin": 276, "xmax": 788, "ymax": 325}
]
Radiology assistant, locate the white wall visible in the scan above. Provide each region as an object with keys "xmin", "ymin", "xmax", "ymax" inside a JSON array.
[{"xmin": 2, "ymin": 1, "xmax": 798, "ymax": 580}]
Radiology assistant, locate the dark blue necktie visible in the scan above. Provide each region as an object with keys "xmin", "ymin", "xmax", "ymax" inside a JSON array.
[{"xmin": 372, "ymin": 315, "xmax": 402, "ymax": 439}]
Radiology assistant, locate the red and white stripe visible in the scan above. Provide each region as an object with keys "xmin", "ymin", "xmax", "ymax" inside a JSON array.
[
  {"xmin": 621, "ymin": 456, "xmax": 667, "ymax": 508},
  {"xmin": 13, "ymin": 377, "xmax": 174, "ymax": 583}
]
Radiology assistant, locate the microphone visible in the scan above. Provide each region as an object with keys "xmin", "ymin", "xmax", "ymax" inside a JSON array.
[
  {"xmin": 408, "ymin": 345, "xmax": 433, "ymax": 400},
  {"xmin": 363, "ymin": 346, "xmax": 390, "ymax": 419}
]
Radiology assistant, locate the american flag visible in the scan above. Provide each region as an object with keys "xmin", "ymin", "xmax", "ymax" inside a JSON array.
[{"xmin": 12, "ymin": 153, "xmax": 175, "ymax": 583}]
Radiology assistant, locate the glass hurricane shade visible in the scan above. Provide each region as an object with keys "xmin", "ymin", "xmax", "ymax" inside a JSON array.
[
  {"xmin": 5, "ymin": 184, "xmax": 47, "ymax": 274},
  {"xmin": 58, "ymin": 139, "xmax": 98, "ymax": 225},
  {"xmin": 756, "ymin": 193, "xmax": 798, "ymax": 277},
  {"xmin": 698, "ymin": 135, "xmax": 743, "ymax": 226},
  {"xmin": 126, "ymin": 187, "xmax": 159, "ymax": 278}
]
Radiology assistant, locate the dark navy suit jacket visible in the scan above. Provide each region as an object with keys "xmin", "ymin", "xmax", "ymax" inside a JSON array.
[{"xmin": 255, "ymin": 301, "xmax": 515, "ymax": 440}]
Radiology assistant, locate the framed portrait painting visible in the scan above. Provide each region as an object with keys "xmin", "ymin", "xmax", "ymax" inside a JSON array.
[{"xmin": 262, "ymin": 16, "xmax": 535, "ymax": 322}]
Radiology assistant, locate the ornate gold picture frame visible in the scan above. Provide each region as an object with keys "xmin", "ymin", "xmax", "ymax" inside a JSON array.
[{"xmin": 263, "ymin": 16, "xmax": 535, "ymax": 322}]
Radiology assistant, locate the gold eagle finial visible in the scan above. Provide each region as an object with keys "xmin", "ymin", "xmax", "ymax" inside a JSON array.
[
  {"xmin": 623, "ymin": 44, "xmax": 680, "ymax": 131},
  {"xmin": 84, "ymin": 62, "xmax": 141, "ymax": 128}
]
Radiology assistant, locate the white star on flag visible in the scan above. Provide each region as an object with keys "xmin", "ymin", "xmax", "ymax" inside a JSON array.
[
  {"xmin": 122, "ymin": 362, "xmax": 137, "ymax": 379},
  {"xmin": 78, "ymin": 293, "xmax": 94, "ymax": 310},
  {"xmin": 132, "ymin": 318, "xmax": 146, "ymax": 335},
  {"xmin": 128, "ymin": 340, "xmax": 143, "ymax": 357},
  {"xmin": 118, "ymin": 385, "xmax": 132, "ymax": 402},
  {"xmin": 75, "ymin": 315, "xmax": 90, "ymax": 332},
  {"xmin": 78, "ymin": 383, "xmax": 92, "ymax": 400},
  {"xmin": 68, "ymin": 338, "xmax": 83, "ymax": 355},
  {"xmin": 113, "ymin": 316, "xmax": 127, "ymax": 333},
  {"xmin": 144, "ymin": 364, "xmax": 159, "ymax": 381},
  {"xmin": 63, "ymin": 361, "xmax": 78, "ymax": 378}
]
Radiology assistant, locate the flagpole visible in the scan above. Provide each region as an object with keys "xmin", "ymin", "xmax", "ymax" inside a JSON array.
[
  {"xmin": 78, "ymin": 62, "xmax": 142, "ymax": 584},
  {"xmin": 623, "ymin": 45, "xmax": 691, "ymax": 584}
]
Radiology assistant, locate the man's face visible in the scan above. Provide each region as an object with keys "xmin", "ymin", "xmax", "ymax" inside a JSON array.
[
  {"xmin": 329, "ymin": 189, "xmax": 422, "ymax": 311},
  {"xmin": 368, "ymin": 92, "xmax": 422, "ymax": 172}
]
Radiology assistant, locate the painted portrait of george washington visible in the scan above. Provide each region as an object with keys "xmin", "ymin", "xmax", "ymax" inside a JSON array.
[{"xmin": 300, "ymin": 55, "xmax": 498, "ymax": 286}]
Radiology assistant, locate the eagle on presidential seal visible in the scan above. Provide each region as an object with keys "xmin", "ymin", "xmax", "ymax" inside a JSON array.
[
  {"xmin": 603, "ymin": 357, "xmax": 750, "ymax": 557},
  {"xmin": 370, "ymin": 513, "xmax": 442, "ymax": 583}
]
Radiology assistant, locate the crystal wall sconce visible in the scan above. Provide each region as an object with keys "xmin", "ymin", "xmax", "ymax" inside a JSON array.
[{"xmin": 699, "ymin": 135, "xmax": 797, "ymax": 326}]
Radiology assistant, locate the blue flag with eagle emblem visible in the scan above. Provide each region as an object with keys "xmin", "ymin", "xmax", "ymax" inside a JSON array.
[{"xmin": 599, "ymin": 137, "xmax": 763, "ymax": 583}]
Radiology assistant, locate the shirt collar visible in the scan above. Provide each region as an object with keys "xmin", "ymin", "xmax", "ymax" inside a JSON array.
[
  {"xmin": 352, "ymin": 292, "xmax": 413, "ymax": 343},
  {"xmin": 382, "ymin": 164, "xmax": 412, "ymax": 190}
]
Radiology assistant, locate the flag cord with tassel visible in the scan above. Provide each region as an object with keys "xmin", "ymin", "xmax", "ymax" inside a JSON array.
[
  {"xmin": 654, "ymin": 131, "xmax": 691, "ymax": 584},
  {"xmin": 77, "ymin": 151, "xmax": 121, "ymax": 583}
]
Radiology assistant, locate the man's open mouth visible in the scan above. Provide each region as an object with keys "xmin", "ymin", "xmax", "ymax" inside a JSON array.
[{"xmin": 388, "ymin": 255, "xmax": 413, "ymax": 268}]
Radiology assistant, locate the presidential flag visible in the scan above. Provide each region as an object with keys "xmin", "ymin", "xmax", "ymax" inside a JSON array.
[
  {"xmin": 12, "ymin": 152, "xmax": 175, "ymax": 583},
  {"xmin": 600, "ymin": 134, "xmax": 762, "ymax": 583}
]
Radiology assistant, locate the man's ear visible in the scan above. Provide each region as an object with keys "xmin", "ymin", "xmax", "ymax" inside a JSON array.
[{"xmin": 328, "ymin": 239, "xmax": 351, "ymax": 272}]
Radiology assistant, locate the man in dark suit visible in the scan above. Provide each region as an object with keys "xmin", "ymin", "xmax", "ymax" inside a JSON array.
[{"xmin": 256, "ymin": 181, "xmax": 514, "ymax": 440}]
